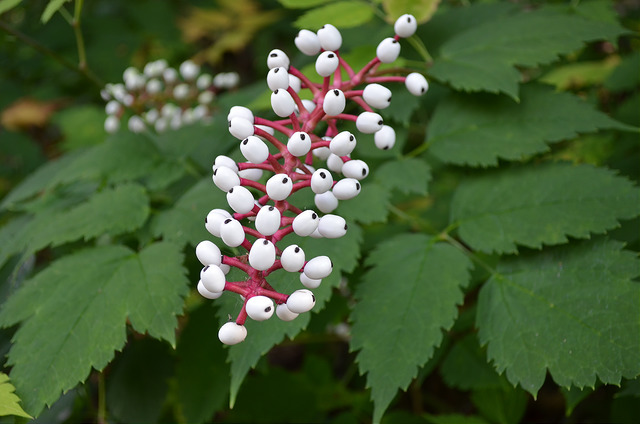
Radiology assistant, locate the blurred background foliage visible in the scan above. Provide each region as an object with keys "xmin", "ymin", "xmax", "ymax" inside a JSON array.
[{"xmin": 0, "ymin": 0, "xmax": 639, "ymax": 423}]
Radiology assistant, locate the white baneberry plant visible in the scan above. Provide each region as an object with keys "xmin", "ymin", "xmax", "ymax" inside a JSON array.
[
  {"xmin": 101, "ymin": 59, "xmax": 239, "ymax": 134},
  {"xmin": 196, "ymin": 14, "xmax": 428, "ymax": 345}
]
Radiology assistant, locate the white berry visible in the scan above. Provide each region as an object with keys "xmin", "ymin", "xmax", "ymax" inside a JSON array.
[
  {"xmin": 228, "ymin": 116, "xmax": 255, "ymax": 139},
  {"xmin": 201, "ymin": 264, "xmax": 226, "ymax": 293},
  {"xmin": 374, "ymin": 125, "xmax": 396, "ymax": 150},
  {"xmin": 286, "ymin": 289, "xmax": 316, "ymax": 313},
  {"xmin": 300, "ymin": 273, "xmax": 322, "ymax": 289},
  {"xmin": 315, "ymin": 51, "xmax": 339, "ymax": 77},
  {"xmin": 317, "ymin": 24, "xmax": 342, "ymax": 51},
  {"xmin": 238, "ymin": 168, "xmax": 263, "ymax": 181},
  {"xmin": 292, "ymin": 209, "xmax": 320, "ymax": 236},
  {"xmin": 267, "ymin": 67, "xmax": 289, "ymax": 91},
  {"xmin": 228, "ymin": 106, "xmax": 254, "ymax": 123},
  {"xmin": 315, "ymin": 191, "xmax": 339, "ymax": 213},
  {"xmin": 227, "ymin": 186, "xmax": 255, "ymax": 214},
  {"xmin": 240, "ymin": 136, "xmax": 269, "ymax": 164},
  {"xmin": 255, "ymin": 205, "xmax": 281, "ymax": 236},
  {"xmin": 276, "ymin": 303, "xmax": 299, "ymax": 321},
  {"xmin": 266, "ymin": 173, "xmax": 293, "ymax": 201},
  {"xmin": 249, "ymin": 238, "xmax": 276, "ymax": 271},
  {"xmin": 197, "ymin": 280, "xmax": 223, "ymax": 299},
  {"xmin": 281, "ymin": 244, "xmax": 306, "ymax": 272},
  {"xmin": 218, "ymin": 322, "xmax": 247, "ymax": 345},
  {"xmin": 394, "ymin": 14, "xmax": 417, "ymax": 38},
  {"xmin": 329, "ymin": 131, "xmax": 356, "ymax": 156},
  {"xmin": 205, "ymin": 209, "xmax": 232, "ymax": 237},
  {"xmin": 271, "ymin": 89, "xmax": 296, "ymax": 117},
  {"xmin": 363, "ymin": 83, "xmax": 392, "ymax": 109},
  {"xmin": 405, "ymin": 72, "xmax": 429, "ymax": 96},
  {"xmin": 323, "ymin": 89, "xmax": 346, "ymax": 116},
  {"xmin": 342, "ymin": 159, "xmax": 369, "ymax": 180},
  {"xmin": 212, "ymin": 165, "xmax": 240, "ymax": 192},
  {"xmin": 333, "ymin": 178, "xmax": 361, "ymax": 200},
  {"xmin": 179, "ymin": 60, "xmax": 200, "ymax": 80},
  {"xmin": 318, "ymin": 214, "xmax": 348, "ymax": 238},
  {"xmin": 214, "ymin": 155, "xmax": 239, "ymax": 173},
  {"xmin": 104, "ymin": 115, "xmax": 120, "ymax": 133},
  {"xmin": 295, "ymin": 29, "xmax": 321, "ymax": 55},
  {"xmin": 304, "ymin": 256, "xmax": 333, "ymax": 279},
  {"xmin": 246, "ymin": 296, "xmax": 275, "ymax": 321},
  {"xmin": 287, "ymin": 132, "xmax": 311, "ymax": 157},
  {"xmin": 196, "ymin": 240, "xmax": 222, "ymax": 266},
  {"xmin": 310, "ymin": 168, "xmax": 333, "ymax": 194},
  {"xmin": 220, "ymin": 218, "xmax": 245, "ymax": 247},
  {"xmin": 267, "ymin": 49, "xmax": 290, "ymax": 69},
  {"xmin": 376, "ymin": 38, "xmax": 401, "ymax": 63},
  {"xmin": 327, "ymin": 153, "xmax": 345, "ymax": 173}
]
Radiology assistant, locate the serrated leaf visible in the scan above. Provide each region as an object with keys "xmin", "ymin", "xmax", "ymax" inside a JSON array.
[
  {"xmin": 0, "ymin": 0, "xmax": 21, "ymax": 15},
  {"xmin": 0, "ymin": 242, "xmax": 188, "ymax": 415},
  {"xmin": 350, "ymin": 234, "xmax": 472, "ymax": 423},
  {"xmin": 0, "ymin": 184, "xmax": 150, "ymax": 270},
  {"xmin": 382, "ymin": 0, "xmax": 440, "ymax": 22},
  {"xmin": 375, "ymin": 158, "xmax": 430, "ymax": 195},
  {"xmin": 0, "ymin": 373, "xmax": 31, "ymax": 419},
  {"xmin": 151, "ymin": 178, "xmax": 227, "ymax": 248},
  {"xmin": 427, "ymin": 84, "xmax": 633, "ymax": 167},
  {"xmin": 450, "ymin": 163, "xmax": 640, "ymax": 254},
  {"xmin": 294, "ymin": 1, "xmax": 375, "ymax": 29},
  {"xmin": 41, "ymin": 0, "xmax": 70, "ymax": 23},
  {"xmin": 1, "ymin": 133, "xmax": 185, "ymax": 210},
  {"xmin": 220, "ymin": 224, "xmax": 363, "ymax": 406},
  {"xmin": 336, "ymin": 182, "xmax": 391, "ymax": 224},
  {"xmin": 106, "ymin": 338, "xmax": 174, "ymax": 424},
  {"xmin": 428, "ymin": 8, "xmax": 628, "ymax": 99},
  {"xmin": 175, "ymin": 304, "xmax": 230, "ymax": 424},
  {"xmin": 477, "ymin": 239, "xmax": 640, "ymax": 395}
]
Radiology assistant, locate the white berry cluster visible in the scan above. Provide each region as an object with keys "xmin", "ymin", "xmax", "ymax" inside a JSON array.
[
  {"xmin": 196, "ymin": 14, "xmax": 428, "ymax": 345},
  {"xmin": 101, "ymin": 59, "xmax": 239, "ymax": 134}
]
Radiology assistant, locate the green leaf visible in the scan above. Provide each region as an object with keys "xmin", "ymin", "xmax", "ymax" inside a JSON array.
[
  {"xmin": 106, "ymin": 338, "xmax": 174, "ymax": 424},
  {"xmin": 0, "ymin": 183, "xmax": 150, "ymax": 270},
  {"xmin": 0, "ymin": 373, "xmax": 31, "ymax": 419},
  {"xmin": 151, "ymin": 177, "xmax": 227, "ymax": 248},
  {"xmin": 1, "ymin": 133, "xmax": 185, "ymax": 210},
  {"xmin": 41, "ymin": 0, "xmax": 70, "ymax": 23},
  {"xmin": 0, "ymin": 242, "xmax": 188, "ymax": 415},
  {"xmin": 428, "ymin": 84, "xmax": 633, "ymax": 167},
  {"xmin": 0, "ymin": 0, "xmax": 22, "ymax": 15},
  {"xmin": 428, "ymin": 8, "xmax": 628, "ymax": 99},
  {"xmin": 175, "ymin": 304, "xmax": 230, "ymax": 424},
  {"xmin": 336, "ymin": 182, "xmax": 391, "ymax": 224},
  {"xmin": 220, "ymin": 224, "xmax": 363, "ymax": 406},
  {"xmin": 470, "ymin": 387, "xmax": 528, "ymax": 424},
  {"xmin": 277, "ymin": 0, "xmax": 333, "ymax": 8},
  {"xmin": 425, "ymin": 414, "xmax": 491, "ymax": 424},
  {"xmin": 350, "ymin": 234, "xmax": 472, "ymax": 423},
  {"xmin": 450, "ymin": 163, "xmax": 640, "ymax": 254},
  {"xmin": 375, "ymin": 158, "xmax": 431, "ymax": 195},
  {"xmin": 52, "ymin": 105, "xmax": 106, "ymax": 151},
  {"xmin": 294, "ymin": 1, "xmax": 375, "ymax": 29},
  {"xmin": 439, "ymin": 334, "xmax": 504, "ymax": 391},
  {"xmin": 476, "ymin": 239, "xmax": 640, "ymax": 395},
  {"xmin": 382, "ymin": 0, "xmax": 440, "ymax": 22}
]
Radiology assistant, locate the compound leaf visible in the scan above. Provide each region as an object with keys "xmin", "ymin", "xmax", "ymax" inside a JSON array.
[
  {"xmin": 440, "ymin": 334, "xmax": 504, "ymax": 391},
  {"xmin": 477, "ymin": 239, "xmax": 640, "ymax": 395},
  {"xmin": 428, "ymin": 84, "xmax": 633, "ymax": 166},
  {"xmin": 350, "ymin": 234, "xmax": 472, "ymax": 423},
  {"xmin": 450, "ymin": 163, "xmax": 640, "ymax": 254},
  {"xmin": 337, "ymin": 182, "xmax": 391, "ymax": 224},
  {"xmin": 0, "ymin": 242, "xmax": 188, "ymax": 416},
  {"xmin": 294, "ymin": 1, "xmax": 374, "ymax": 29},
  {"xmin": 428, "ymin": 7, "xmax": 627, "ymax": 99},
  {"xmin": 0, "ymin": 183, "xmax": 150, "ymax": 270},
  {"xmin": 375, "ymin": 157, "xmax": 431, "ymax": 195},
  {"xmin": 220, "ymin": 224, "xmax": 363, "ymax": 407},
  {"xmin": 0, "ymin": 373, "xmax": 31, "ymax": 419}
]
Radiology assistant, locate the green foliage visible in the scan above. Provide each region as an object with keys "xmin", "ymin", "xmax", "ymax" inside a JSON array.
[
  {"xmin": 0, "ymin": 373, "xmax": 31, "ymax": 419},
  {"xmin": 1, "ymin": 0, "xmax": 639, "ymax": 423}
]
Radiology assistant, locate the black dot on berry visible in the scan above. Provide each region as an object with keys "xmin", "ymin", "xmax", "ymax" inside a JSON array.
[
  {"xmin": 383, "ymin": 146, "xmax": 389, "ymax": 150},
  {"xmin": 311, "ymin": 213, "xmax": 317, "ymax": 219},
  {"xmin": 269, "ymin": 206, "xmax": 275, "ymax": 211},
  {"xmin": 263, "ymin": 240, "xmax": 269, "ymax": 245},
  {"xmin": 224, "ymin": 219, "xmax": 232, "ymax": 224},
  {"xmin": 407, "ymin": 16, "xmax": 412, "ymax": 22},
  {"xmin": 242, "ymin": 138, "xmax": 248, "ymax": 145},
  {"xmin": 270, "ymin": 53, "xmax": 277, "ymax": 57},
  {"xmin": 333, "ymin": 89, "xmax": 339, "ymax": 95},
  {"xmin": 265, "ymin": 306, "xmax": 272, "ymax": 312},
  {"xmin": 213, "ymin": 169, "xmax": 218, "ymax": 175},
  {"xmin": 344, "ymin": 224, "xmax": 348, "ymax": 230},
  {"xmin": 205, "ymin": 217, "xmax": 208, "ymax": 223},
  {"xmin": 388, "ymin": 96, "xmax": 392, "ymax": 102},
  {"xmin": 311, "ymin": 294, "xmax": 316, "ymax": 302},
  {"xmin": 274, "ymin": 89, "xmax": 279, "ymax": 94},
  {"xmin": 328, "ymin": 53, "xmax": 335, "ymax": 58},
  {"xmin": 421, "ymin": 87, "xmax": 425, "ymax": 93},
  {"xmin": 378, "ymin": 120, "xmax": 383, "ymax": 125},
  {"xmin": 320, "ymin": 172, "xmax": 326, "ymax": 178},
  {"xmin": 282, "ymin": 177, "xmax": 289, "ymax": 183},
  {"xmin": 362, "ymin": 169, "xmax": 367, "ymax": 176},
  {"xmin": 392, "ymin": 39, "xmax": 398, "ymax": 44},
  {"xmin": 355, "ymin": 183, "xmax": 360, "ymax": 190},
  {"xmin": 349, "ymin": 135, "xmax": 354, "ymax": 141},
  {"xmin": 228, "ymin": 121, "xmax": 232, "ymax": 127},
  {"xmin": 274, "ymin": 68, "xmax": 280, "ymax": 73},
  {"xmin": 300, "ymin": 133, "xmax": 306, "ymax": 140},
  {"xmin": 294, "ymin": 247, "xmax": 300, "ymax": 253},
  {"xmin": 329, "ymin": 259, "xmax": 333, "ymax": 267},
  {"xmin": 203, "ymin": 266, "xmax": 209, "ymax": 271},
  {"xmin": 228, "ymin": 188, "xmax": 234, "ymax": 193}
]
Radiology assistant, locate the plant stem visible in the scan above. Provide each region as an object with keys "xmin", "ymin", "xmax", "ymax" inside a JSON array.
[
  {"xmin": 73, "ymin": 0, "xmax": 87, "ymax": 70},
  {"xmin": 97, "ymin": 371, "xmax": 107, "ymax": 424},
  {"xmin": 407, "ymin": 34, "xmax": 433, "ymax": 64},
  {"xmin": 440, "ymin": 232, "xmax": 496, "ymax": 275},
  {"xmin": 0, "ymin": 19, "xmax": 103, "ymax": 87}
]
